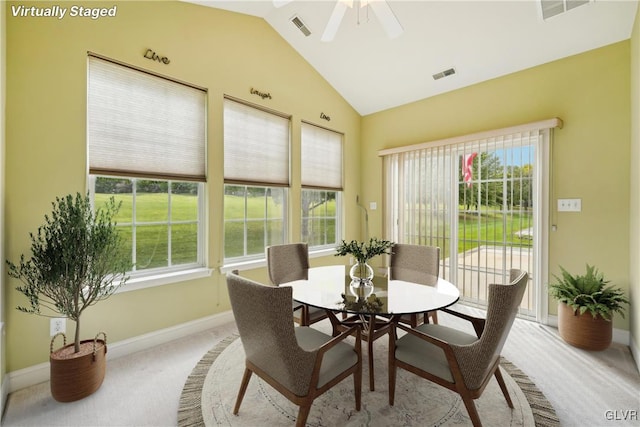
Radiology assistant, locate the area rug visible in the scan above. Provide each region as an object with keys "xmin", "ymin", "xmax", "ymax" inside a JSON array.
[{"xmin": 178, "ymin": 334, "xmax": 560, "ymax": 427}]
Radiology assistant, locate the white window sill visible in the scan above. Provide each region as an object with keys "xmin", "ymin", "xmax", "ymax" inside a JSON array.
[
  {"xmin": 116, "ymin": 267, "xmax": 214, "ymax": 293},
  {"xmin": 310, "ymin": 247, "xmax": 338, "ymax": 259},
  {"xmin": 220, "ymin": 259, "xmax": 267, "ymax": 274},
  {"xmin": 220, "ymin": 247, "xmax": 339, "ymax": 275}
]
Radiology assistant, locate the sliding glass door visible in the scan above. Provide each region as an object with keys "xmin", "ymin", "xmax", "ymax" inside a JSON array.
[{"xmin": 384, "ymin": 127, "xmax": 551, "ymax": 320}]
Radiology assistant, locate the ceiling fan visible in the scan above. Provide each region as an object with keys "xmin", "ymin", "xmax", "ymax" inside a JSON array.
[{"xmin": 274, "ymin": 0, "xmax": 404, "ymax": 42}]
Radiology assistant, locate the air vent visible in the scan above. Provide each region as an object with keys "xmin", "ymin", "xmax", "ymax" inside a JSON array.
[
  {"xmin": 432, "ymin": 68, "xmax": 456, "ymax": 81},
  {"xmin": 291, "ymin": 15, "xmax": 311, "ymax": 37},
  {"xmin": 540, "ymin": 0, "xmax": 590, "ymax": 20}
]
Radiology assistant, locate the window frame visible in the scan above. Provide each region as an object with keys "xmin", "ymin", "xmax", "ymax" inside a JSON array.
[
  {"xmin": 86, "ymin": 54, "xmax": 209, "ymax": 289},
  {"xmin": 222, "ymin": 97, "xmax": 292, "ymax": 267},
  {"xmin": 88, "ymin": 175, "xmax": 209, "ymax": 292},
  {"xmin": 301, "ymin": 188, "xmax": 342, "ymax": 252},
  {"xmin": 300, "ymin": 121, "xmax": 344, "ymax": 252},
  {"xmin": 223, "ymin": 184, "xmax": 288, "ymax": 265}
]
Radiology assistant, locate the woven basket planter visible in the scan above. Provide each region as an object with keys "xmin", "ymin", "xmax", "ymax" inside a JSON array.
[
  {"xmin": 50, "ymin": 332, "xmax": 108, "ymax": 402},
  {"xmin": 557, "ymin": 303, "xmax": 612, "ymax": 351}
]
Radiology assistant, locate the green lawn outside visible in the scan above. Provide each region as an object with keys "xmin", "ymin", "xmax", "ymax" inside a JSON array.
[
  {"xmin": 95, "ymin": 193, "xmax": 199, "ymax": 270},
  {"xmin": 96, "ymin": 193, "xmax": 532, "ymax": 266}
]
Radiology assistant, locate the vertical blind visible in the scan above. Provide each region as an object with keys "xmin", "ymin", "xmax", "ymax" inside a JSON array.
[
  {"xmin": 301, "ymin": 122, "xmax": 343, "ymax": 190},
  {"xmin": 223, "ymin": 98, "xmax": 290, "ymax": 186},
  {"xmin": 87, "ymin": 55, "xmax": 207, "ymax": 182},
  {"xmin": 381, "ymin": 119, "xmax": 561, "ymax": 315}
]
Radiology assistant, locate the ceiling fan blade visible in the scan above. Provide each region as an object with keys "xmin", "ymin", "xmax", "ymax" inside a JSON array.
[
  {"xmin": 273, "ymin": 0, "xmax": 293, "ymax": 7},
  {"xmin": 368, "ymin": 0, "xmax": 403, "ymax": 39},
  {"xmin": 321, "ymin": 1, "xmax": 349, "ymax": 42}
]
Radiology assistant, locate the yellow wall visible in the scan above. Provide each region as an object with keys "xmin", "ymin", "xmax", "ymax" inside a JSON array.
[
  {"xmin": 630, "ymin": 6, "xmax": 640, "ymax": 358},
  {"xmin": 362, "ymin": 42, "xmax": 631, "ymax": 331},
  {"xmin": 4, "ymin": 1, "xmax": 361, "ymax": 371},
  {"xmin": 4, "ymin": 0, "xmax": 636, "ymax": 375},
  {"xmin": 1, "ymin": 0, "xmax": 7, "ymax": 389}
]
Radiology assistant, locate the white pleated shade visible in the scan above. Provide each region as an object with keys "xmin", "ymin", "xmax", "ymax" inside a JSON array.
[
  {"xmin": 301, "ymin": 122, "xmax": 343, "ymax": 190},
  {"xmin": 223, "ymin": 98, "xmax": 290, "ymax": 186},
  {"xmin": 88, "ymin": 56, "xmax": 207, "ymax": 182}
]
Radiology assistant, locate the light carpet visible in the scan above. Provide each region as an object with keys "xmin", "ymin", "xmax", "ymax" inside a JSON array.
[{"xmin": 178, "ymin": 334, "xmax": 560, "ymax": 427}]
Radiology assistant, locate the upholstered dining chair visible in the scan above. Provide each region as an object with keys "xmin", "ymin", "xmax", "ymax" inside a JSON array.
[
  {"xmin": 226, "ymin": 272, "xmax": 362, "ymax": 427},
  {"xmin": 388, "ymin": 269, "xmax": 528, "ymax": 427},
  {"xmin": 389, "ymin": 243, "xmax": 441, "ymax": 326},
  {"xmin": 266, "ymin": 243, "xmax": 327, "ymax": 326}
]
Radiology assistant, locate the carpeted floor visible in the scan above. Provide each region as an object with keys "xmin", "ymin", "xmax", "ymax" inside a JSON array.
[
  {"xmin": 178, "ymin": 331, "xmax": 559, "ymax": 427},
  {"xmin": 2, "ymin": 306, "xmax": 639, "ymax": 426}
]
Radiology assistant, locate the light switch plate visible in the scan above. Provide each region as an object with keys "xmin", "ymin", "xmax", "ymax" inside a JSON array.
[
  {"xmin": 369, "ymin": 202, "xmax": 377, "ymax": 211},
  {"xmin": 557, "ymin": 198, "xmax": 581, "ymax": 212}
]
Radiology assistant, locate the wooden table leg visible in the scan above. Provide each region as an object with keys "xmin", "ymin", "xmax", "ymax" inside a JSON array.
[{"xmin": 367, "ymin": 315, "xmax": 375, "ymax": 391}]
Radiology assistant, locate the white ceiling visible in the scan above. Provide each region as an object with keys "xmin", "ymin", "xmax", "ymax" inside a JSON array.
[{"xmin": 186, "ymin": 0, "xmax": 637, "ymax": 115}]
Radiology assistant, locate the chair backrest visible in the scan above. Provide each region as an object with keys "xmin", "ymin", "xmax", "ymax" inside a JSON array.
[
  {"xmin": 266, "ymin": 243, "xmax": 310, "ymax": 285},
  {"xmin": 226, "ymin": 272, "xmax": 317, "ymax": 395},
  {"xmin": 389, "ymin": 244, "xmax": 440, "ymax": 285},
  {"xmin": 451, "ymin": 269, "xmax": 528, "ymax": 390}
]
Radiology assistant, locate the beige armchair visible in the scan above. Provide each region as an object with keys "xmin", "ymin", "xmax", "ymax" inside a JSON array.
[
  {"xmin": 388, "ymin": 269, "xmax": 528, "ymax": 427},
  {"xmin": 389, "ymin": 243, "xmax": 441, "ymax": 326},
  {"xmin": 227, "ymin": 272, "xmax": 362, "ymax": 427},
  {"xmin": 266, "ymin": 243, "xmax": 327, "ymax": 326}
]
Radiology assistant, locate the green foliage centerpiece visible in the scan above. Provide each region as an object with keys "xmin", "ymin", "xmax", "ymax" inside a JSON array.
[
  {"xmin": 549, "ymin": 264, "xmax": 628, "ymax": 350},
  {"xmin": 6, "ymin": 192, "xmax": 131, "ymax": 401},
  {"xmin": 335, "ymin": 237, "xmax": 394, "ymax": 286}
]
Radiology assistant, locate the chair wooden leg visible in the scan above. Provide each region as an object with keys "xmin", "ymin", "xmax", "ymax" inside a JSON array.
[
  {"xmin": 427, "ymin": 310, "xmax": 438, "ymax": 324},
  {"xmin": 461, "ymin": 395, "xmax": 483, "ymax": 427},
  {"xmin": 388, "ymin": 330, "xmax": 396, "ymax": 406},
  {"xmin": 368, "ymin": 334, "xmax": 375, "ymax": 391},
  {"xmin": 354, "ymin": 365, "xmax": 362, "ymax": 411},
  {"xmin": 233, "ymin": 368, "xmax": 253, "ymax": 415},
  {"xmin": 494, "ymin": 367, "xmax": 514, "ymax": 408},
  {"xmin": 295, "ymin": 405, "xmax": 312, "ymax": 427}
]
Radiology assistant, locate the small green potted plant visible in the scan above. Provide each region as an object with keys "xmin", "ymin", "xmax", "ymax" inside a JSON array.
[
  {"xmin": 7, "ymin": 192, "xmax": 131, "ymax": 401},
  {"xmin": 335, "ymin": 237, "xmax": 394, "ymax": 286},
  {"xmin": 549, "ymin": 264, "xmax": 628, "ymax": 351}
]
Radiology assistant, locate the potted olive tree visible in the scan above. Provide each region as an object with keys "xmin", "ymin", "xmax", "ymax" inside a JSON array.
[
  {"xmin": 549, "ymin": 264, "xmax": 628, "ymax": 351},
  {"xmin": 7, "ymin": 192, "xmax": 131, "ymax": 401}
]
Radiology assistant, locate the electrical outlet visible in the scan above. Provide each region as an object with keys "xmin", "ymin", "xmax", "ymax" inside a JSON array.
[
  {"xmin": 50, "ymin": 318, "xmax": 66, "ymax": 336},
  {"xmin": 557, "ymin": 198, "xmax": 582, "ymax": 212}
]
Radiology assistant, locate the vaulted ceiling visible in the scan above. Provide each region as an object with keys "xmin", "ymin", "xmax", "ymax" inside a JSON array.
[{"xmin": 186, "ymin": 0, "xmax": 638, "ymax": 115}]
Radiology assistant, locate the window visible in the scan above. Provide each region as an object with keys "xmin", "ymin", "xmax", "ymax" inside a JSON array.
[
  {"xmin": 223, "ymin": 98, "xmax": 290, "ymax": 263},
  {"xmin": 224, "ymin": 185, "xmax": 286, "ymax": 260},
  {"xmin": 91, "ymin": 176, "xmax": 203, "ymax": 273},
  {"xmin": 301, "ymin": 122, "xmax": 343, "ymax": 249},
  {"xmin": 87, "ymin": 54, "xmax": 207, "ymax": 279},
  {"xmin": 301, "ymin": 189, "xmax": 340, "ymax": 248}
]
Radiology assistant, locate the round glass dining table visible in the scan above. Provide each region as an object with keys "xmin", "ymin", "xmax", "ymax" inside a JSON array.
[
  {"xmin": 282, "ymin": 265, "xmax": 460, "ymax": 390},
  {"xmin": 283, "ymin": 265, "xmax": 460, "ymax": 316}
]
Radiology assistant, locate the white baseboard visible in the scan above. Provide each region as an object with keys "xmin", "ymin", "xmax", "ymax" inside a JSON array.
[
  {"xmin": 5, "ymin": 310, "xmax": 235, "ymax": 395},
  {"xmin": 546, "ymin": 314, "xmax": 631, "ymax": 346},
  {"xmin": 630, "ymin": 334, "xmax": 640, "ymax": 373},
  {"xmin": 1, "ymin": 322, "xmax": 6, "ymax": 419}
]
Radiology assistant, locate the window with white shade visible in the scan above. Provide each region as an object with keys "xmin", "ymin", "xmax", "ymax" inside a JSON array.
[
  {"xmin": 87, "ymin": 54, "xmax": 206, "ymax": 280},
  {"xmin": 223, "ymin": 97, "xmax": 290, "ymax": 262},
  {"xmin": 301, "ymin": 122, "xmax": 343, "ymax": 249}
]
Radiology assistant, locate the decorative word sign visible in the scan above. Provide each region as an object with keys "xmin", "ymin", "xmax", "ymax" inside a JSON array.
[
  {"xmin": 144, "ymin": 49, "xmax": 170, "ymax": 65},
  {"xmin": 320, "ymin": 112, "xmax": 331, "ymax": 121},
  {"xmin": 250, "ymin": 88, "xmax": 272, "ymax": 100}
]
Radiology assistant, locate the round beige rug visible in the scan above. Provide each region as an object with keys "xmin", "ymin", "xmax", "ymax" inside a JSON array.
[{"xmin": 178, "ymin": 334, "xmax": 559, "ymax": 427}]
